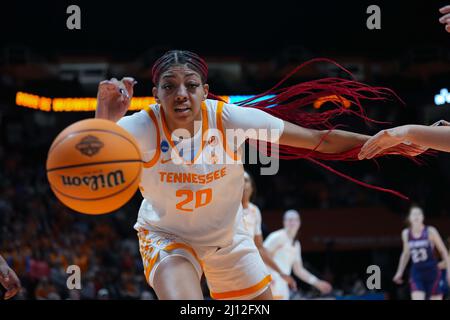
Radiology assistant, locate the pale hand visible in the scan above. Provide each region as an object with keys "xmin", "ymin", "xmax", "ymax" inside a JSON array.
[
  {"xmin": 96, "ymin": 77, "xmax": 137, "ymax": 122},
  {"xmin": 358, "ymin": 127, "xmax": 407, "ymax": 160},
  {"xmin": 315, "ymin": 280, "xmax": 332, "ymax": 294},
  {"xmin": 393, "ymin": 273, "xmax": 403, "ymax": 285},
  {"xmin": 0, "ymin": 264, "xmax": 21, "ymax": 300},
  {"xmin": 281, "ymin": 274, "xmax": 297, "ymax": 291},
  {"xmin": 357, "ymin": 120, "xmax": 448, "ymax": 159},
  {"xmin": 439, "ymin": 5, "xmax": 450, "ymax": 33}
]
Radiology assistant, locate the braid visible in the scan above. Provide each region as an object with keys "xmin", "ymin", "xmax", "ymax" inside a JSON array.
[
  {"xmin": 151, "ymin": 51, "xmax": 424, "ymax": 199},
  {"xmin": 151, "ymin": 50, "xmax": 208, "ymax": 84}
]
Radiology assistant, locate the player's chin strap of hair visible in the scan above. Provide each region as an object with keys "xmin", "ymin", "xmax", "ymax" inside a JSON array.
[{"xmin": 237, "ymin": 58, "xmax": 435, "ymax": 201}]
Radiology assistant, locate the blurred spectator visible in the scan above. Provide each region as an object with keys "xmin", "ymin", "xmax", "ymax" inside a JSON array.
[
  {"xmin": 35, "ymin": 277, "xmax": 58, "ymax": 300},
  {"xmin": 97, "ymin": 288, "xmax": 109, "ymax": 300}
]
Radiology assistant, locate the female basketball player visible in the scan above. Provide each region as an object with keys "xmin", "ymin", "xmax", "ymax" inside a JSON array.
[
  {"xmin": 241, "ymin": 171, "xmax": 297, "ymax": 293},
  {"xmin": 95, "ymin": 50, "xmax": 419, "ymax": 300},
  {"xmin": 263, "ymin": 209, "xmax": 332, "ymax": 299},
  {"xmin": 0, "ymin": 254, "xmax": 21, "ymax": 300},
  {"xmin": 393, "ymin": 205, "xmax": 450, "ymax": 300},
  {"xmin": 359, "ymin": 120, "xmax": 450, "ymax": 159}
]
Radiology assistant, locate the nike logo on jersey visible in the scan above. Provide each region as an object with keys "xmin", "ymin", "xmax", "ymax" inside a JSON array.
[{"xmin": 161, "ymin": 158, "xmax": 172, "ymax": 164}]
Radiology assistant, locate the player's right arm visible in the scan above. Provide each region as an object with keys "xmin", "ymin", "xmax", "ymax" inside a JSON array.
[
  {"xmin": 95, "ymin": 77, "xmax": 157, "ymax": 155},
  {"xmin": 393, "ymin": 229, "xmax": 410, "ymax": 284},
  {"xmin": 95, "ymin": 77, "xmax": 137, "ymax": 122}
]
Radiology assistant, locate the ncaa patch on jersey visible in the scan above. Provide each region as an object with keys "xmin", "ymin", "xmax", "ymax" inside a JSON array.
[{"xmin": 160, "ymin": 140, "xmax": 169, "ymax": 153}]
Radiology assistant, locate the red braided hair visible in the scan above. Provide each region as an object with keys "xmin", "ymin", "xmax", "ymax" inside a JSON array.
[{"xmin": 152, "ymin": 52, "xmax": 427, "ymax": 199}]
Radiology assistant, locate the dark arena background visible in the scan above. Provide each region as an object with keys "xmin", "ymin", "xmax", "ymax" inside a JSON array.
[{"xmin": 1, "ymin": 0, "xmax": 450, "ymax": 308}]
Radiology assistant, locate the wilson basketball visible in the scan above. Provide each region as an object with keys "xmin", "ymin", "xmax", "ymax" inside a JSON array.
[{"xmin": 46, "ymin": 118, "xmax": 142, "ymax": 215}]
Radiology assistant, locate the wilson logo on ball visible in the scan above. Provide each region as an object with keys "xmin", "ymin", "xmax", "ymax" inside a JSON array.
[
  {"xmin": 46, "ymin": 118, "xmax": 143, "ymax": 215},
  {"xmin": 76, "ymin": 135, "xmax": 104, "ymax": 157},
  {"xmin": 60, "ymin": 170, "xmax": 126, "ymax": 191}
]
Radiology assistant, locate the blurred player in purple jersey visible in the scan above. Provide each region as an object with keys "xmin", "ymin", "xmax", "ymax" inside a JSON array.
[{"xmin": 393, "ymin": 206, "xmax": 450, "ymax": 300}]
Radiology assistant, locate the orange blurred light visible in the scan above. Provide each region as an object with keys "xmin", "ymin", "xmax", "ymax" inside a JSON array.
[
  {"xmin": 16, "ymin": 92, "xmax": 231, "ymax": 112},
  {"xmin": 313, "ymin": 95, "xmax": 351, "ymax": 109}
]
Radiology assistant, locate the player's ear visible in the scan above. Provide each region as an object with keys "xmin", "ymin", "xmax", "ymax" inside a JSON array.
[
  {"xmin": 203, "ymin": 83, "xmax": 209, "ymax": 100},
  {"xmin": 152, "ymin": 87, "xmax": 160, "ymax": 104}
]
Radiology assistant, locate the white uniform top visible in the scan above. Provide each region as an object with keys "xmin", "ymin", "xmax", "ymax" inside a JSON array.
[
  {"xmin": 242, "ymin": 202, "xmax": 262, "ymax": 239},
  {"xmin": 263, "ymin": 229, "xmax": 301, "ymax": 275},
  {"xmin": 118, "ymin": 99, "xmax": 284, "ymax": 247}
]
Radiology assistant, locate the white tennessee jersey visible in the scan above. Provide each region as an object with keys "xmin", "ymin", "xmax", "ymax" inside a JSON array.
[
  {"xmin": 263, "ymin": 229, "xmax": 301, "ymax": 275},
  {"xmin": 242, "ymin": 202, "xmax": 262, "ymax": 239},
  {"xmin": 117, "ymin": 99, "xmax": 284, "ymax": 247}
]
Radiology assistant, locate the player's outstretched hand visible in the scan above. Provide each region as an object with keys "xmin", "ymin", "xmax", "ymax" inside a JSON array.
[
  {"xmin": 439, "ymin": 5, "xmax": 450, "ymax": 33},
  {"xmin": 359, "ymin": 119, "xmax": 450, "ymax": 159},
  {"xmin": 96, "ymin": 77, "xmax": 137, "ymax": 122},
  {"xmin": 315, "ymin": 280, "xmax": 332, "ymax": 295},
  {"xmin": 0, "ymin": 263, "xmax": 21, "ymax": 300},
  {"xmin": 358, "ymin": 127, "xmax": 406, "ymax": 160}
]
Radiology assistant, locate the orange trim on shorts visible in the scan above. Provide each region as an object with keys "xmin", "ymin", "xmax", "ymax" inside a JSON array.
[
  {"xmin": 143, "ymin": 106, "xmax": 161, "ymax": 168},
  {"xmin": 138, "ymin": 232, "xmax": 204, "ymax": 285},
  {"xmin": 144, "ymin": 251, "xmax": 160, "ymax": 283},
  {"xmin": 159, "ymin": 102, "xmax": 208, "ymax": 164},
  {"xmin": 138, "ymin": 231, "xmax": 157, "ymax": 284},
  {"xmin": 210, "ymin": 274, "xmax": 272, "ymax": 300},
  {"xmin": 273, "ymin": 295, "xmax": 285, "ymax": 300},
  {"xmin": 216, "ymin": 101, "xmax": 240, "ymax": 161},
  {"xmin": 164, "ymin": 242, "xmax": 204, "ymax": 270}
]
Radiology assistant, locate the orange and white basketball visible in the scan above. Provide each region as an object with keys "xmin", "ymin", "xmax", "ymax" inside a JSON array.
[{"xmin": 46, "ymin": 118, "xmax": 142, "ymax": 215}]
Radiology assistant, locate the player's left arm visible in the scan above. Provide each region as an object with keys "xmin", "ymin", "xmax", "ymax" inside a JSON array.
[
  {"xmin": 279, "ymin": 121, "xmax": 370, "ymax": 154},
  {"xmin": 429, "ymin": 226, "xmax": 450, "ymax": 284},
  {"xmin": 252, "ymin": 210, "xmax": 289, "ymax": 278},
  {"xmin": 292, "ymin": 247, "xmax": 332, "ymax": 294},
  {"xmin": 438, "ymin": 244, "xmax": 450, "ymax": 269},
  {"xmin": 254, "ymin": 235, "xmax": 297, "ymax": 290},
  {"xmin": 222, "ymin": 104, "xmax": 370, "ymax": 154}
]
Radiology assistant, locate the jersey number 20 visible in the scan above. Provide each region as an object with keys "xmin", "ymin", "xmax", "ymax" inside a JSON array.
[{"xmin": 176, "ymin": 188, "xmax": 212, "ymax": 212}]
